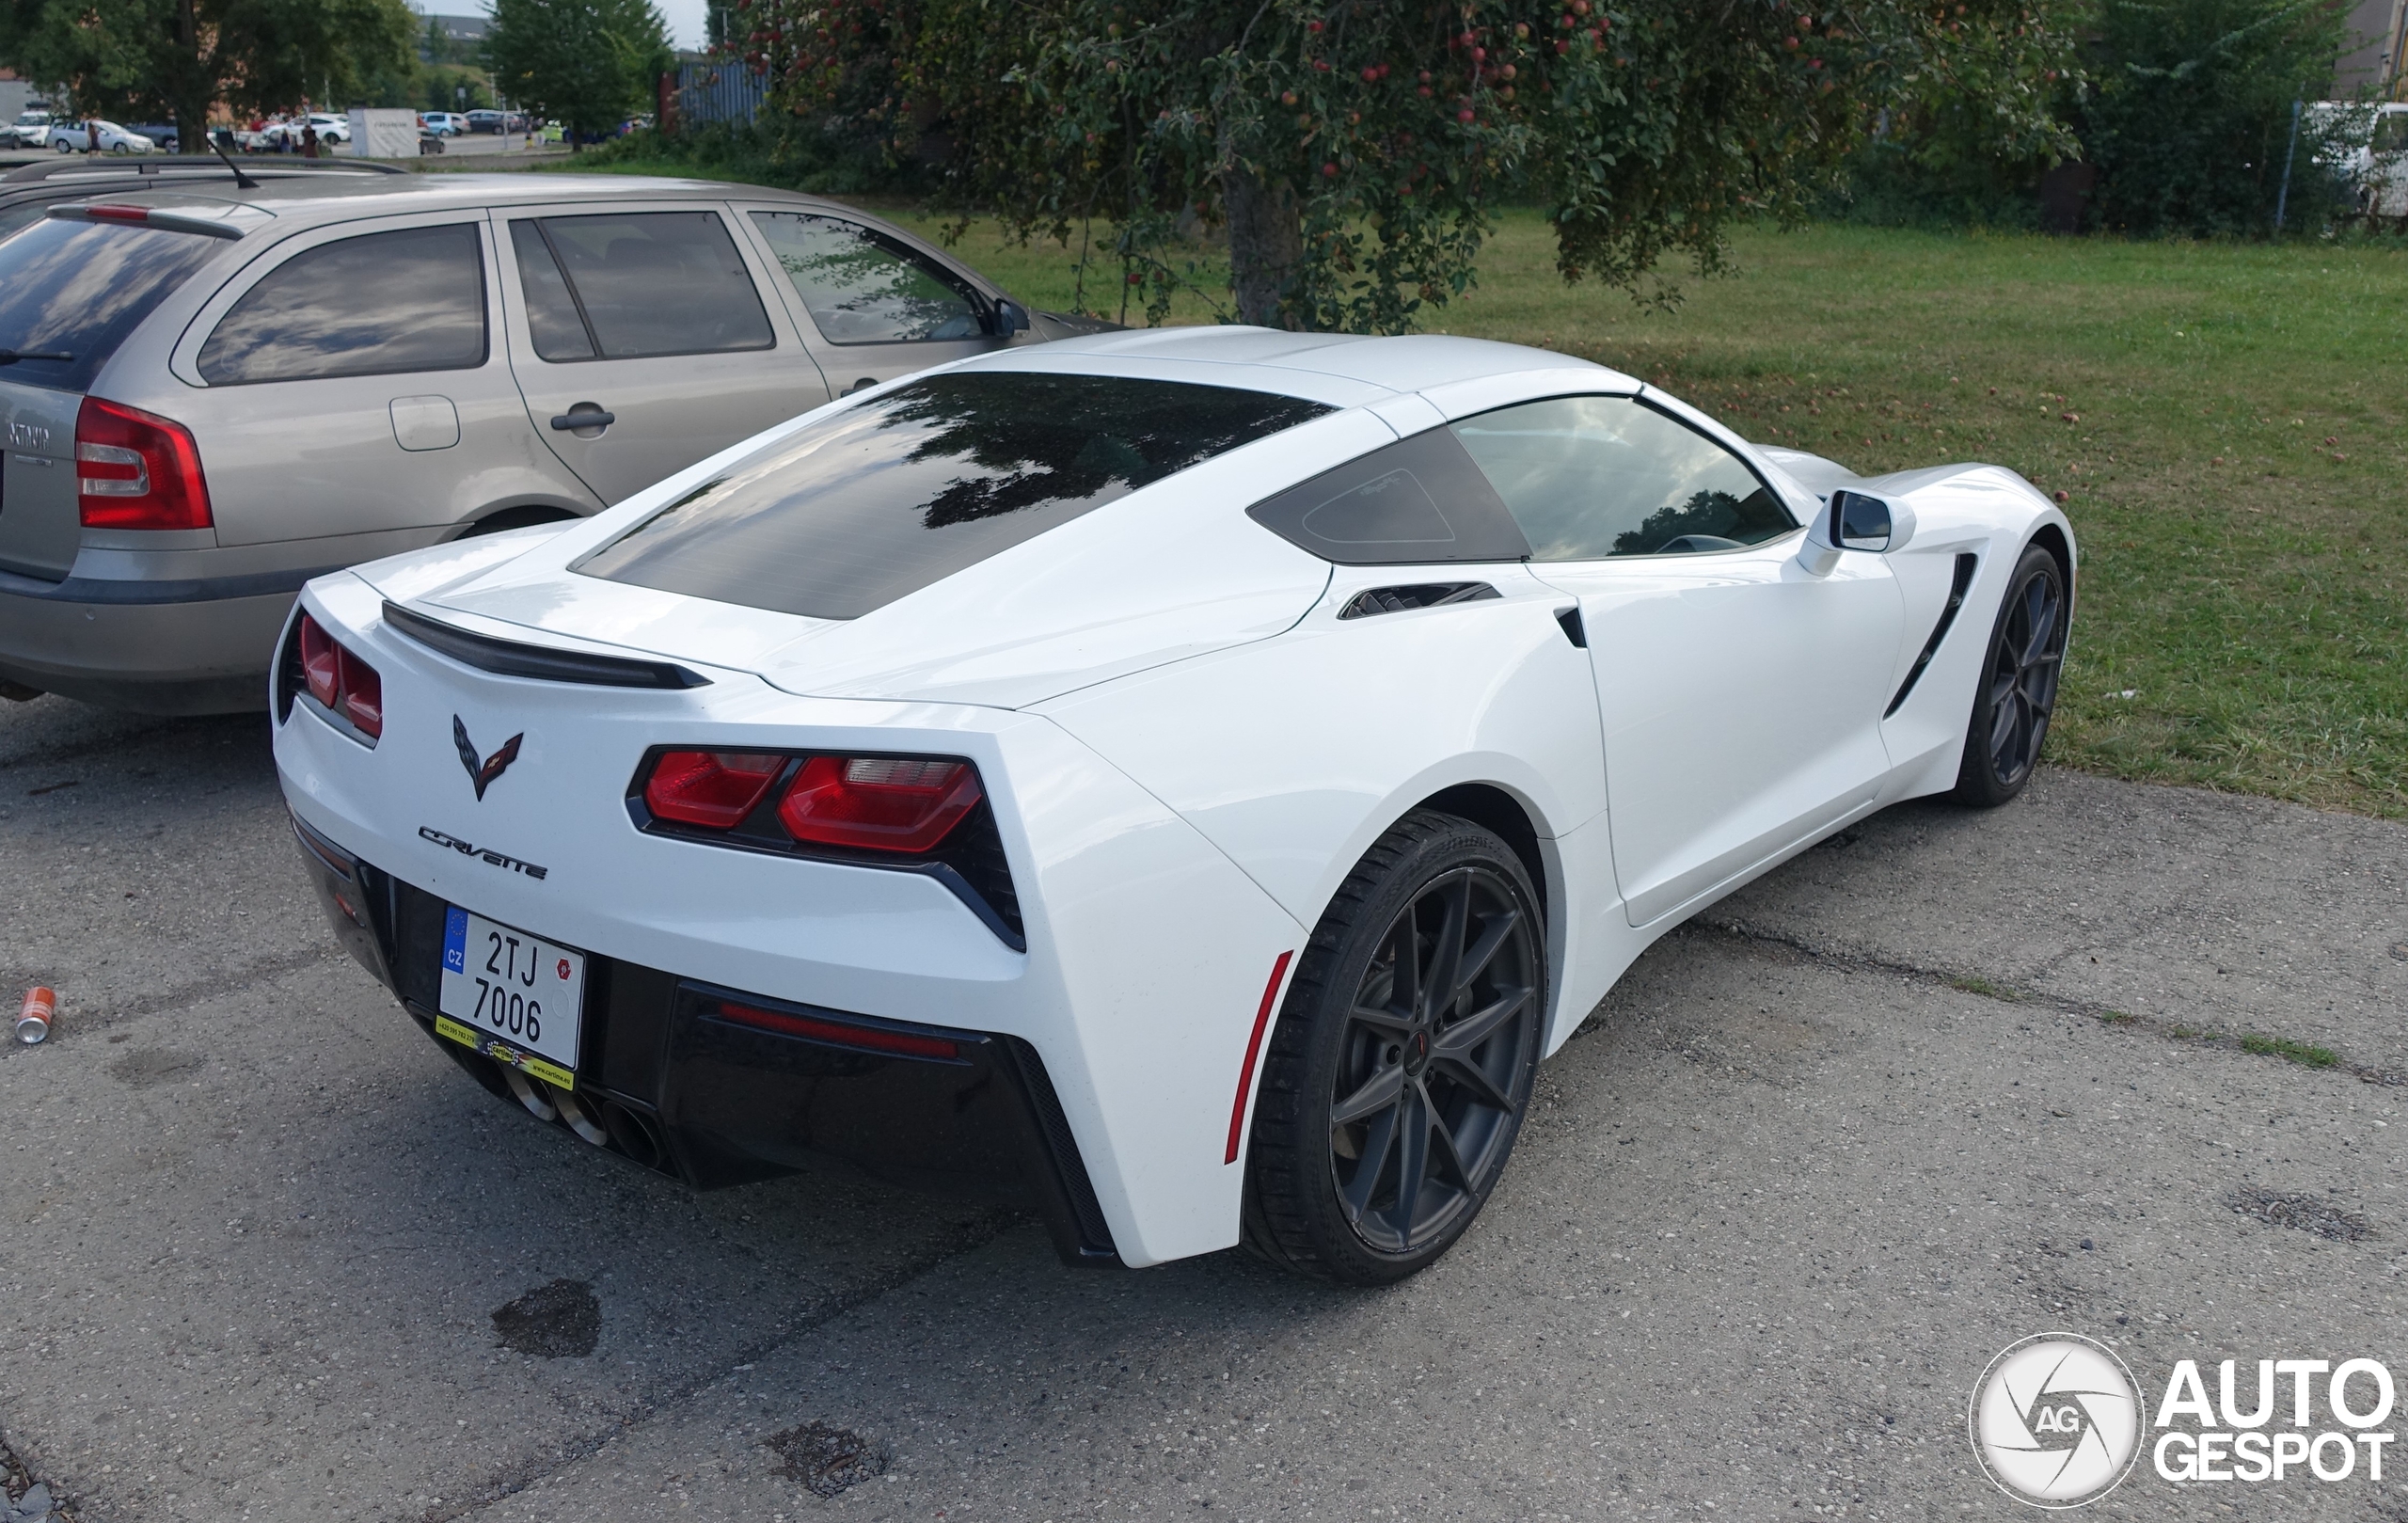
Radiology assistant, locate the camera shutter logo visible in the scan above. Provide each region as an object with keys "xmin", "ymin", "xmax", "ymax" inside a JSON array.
[{"xmin": 1970, "ymin": 1333, "xmax": 2143, "ymax": 1508}]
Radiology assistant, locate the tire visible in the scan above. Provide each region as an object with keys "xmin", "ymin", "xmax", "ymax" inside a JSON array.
[
  {"xmin": 1242, "ymin": 809, "xmax": 1545, "ymax": 1284},
  {"xmin": 53, "ymin": 138, "xmax": 72, "ymax": 153},
  {"xmin": 1952, "ymin": 542, "xmax": 2067, "ymax": 807}
]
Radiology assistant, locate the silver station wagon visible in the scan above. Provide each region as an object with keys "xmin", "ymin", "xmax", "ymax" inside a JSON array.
[{"xmin": 0, "ymin": 173, "xmax": 1101, "ymax": 712}]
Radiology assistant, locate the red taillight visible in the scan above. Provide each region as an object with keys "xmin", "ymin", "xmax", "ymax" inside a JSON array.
[
  {"xmin": 777, "ymin": 756, "xmax": 982, "ymax": 853},
  {"xmin": 709, "ymin": 999, "xmax": 960, "ymax": 1061},
  {"xmin": 299, "ymin": 614, "xmax": 341, "ymax": 707},
  {"xmin": 77, "ymin": 397, "xmax": 213, "ymax": 531},
  {"xmin": 339, "ymin": 648, "xmax": 382, "ymax": 737},
  {"xmin": 293, "ymin": 612, "xmax": 382, "ymax": 740},
  {"xmin": 642, "ymin": 750, "xmax": 784, "ymax": 828},
  {"xmin": 81, "ymin": 203, "xmax": 153, "ymax": 225}
]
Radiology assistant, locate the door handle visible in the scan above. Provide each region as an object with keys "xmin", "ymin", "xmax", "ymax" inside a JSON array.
[{"xmin": 550, "ymin": 409, "xmax": 615, "ymax": 431}]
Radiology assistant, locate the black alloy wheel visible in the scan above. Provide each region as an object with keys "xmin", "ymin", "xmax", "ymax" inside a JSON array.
[
  {"xmin": 1954, "ymin": 543, "xmax": 2068, "ymax": 806},
  {"xmin": 1243, "ymin": 810, "xmax": 1545, "ymax": 1284}
]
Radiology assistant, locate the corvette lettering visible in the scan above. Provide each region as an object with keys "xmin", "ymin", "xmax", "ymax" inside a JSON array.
[{"xmin": 419, "ymin": 826, "xmax": 548, "ymax": 880}]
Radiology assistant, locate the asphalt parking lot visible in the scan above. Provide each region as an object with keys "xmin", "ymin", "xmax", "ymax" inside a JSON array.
[{"xmin": 2, "ymin": 692, "xmax": 2404, "ymax": 1521}]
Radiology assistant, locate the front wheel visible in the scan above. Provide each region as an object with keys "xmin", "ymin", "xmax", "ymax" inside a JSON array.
[
  {"xmin": 1953, "ymin": 543, "xmax": 2067, "ymax": 806},
  {"xmin": 1242, "ymin": 810, "xmax": 1545, "ymax": 1284}
]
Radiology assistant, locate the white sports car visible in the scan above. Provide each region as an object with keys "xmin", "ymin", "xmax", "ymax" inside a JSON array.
[{"xmin": 275, "ymin": 330, "xmax": 2072, "ymax": 1282}]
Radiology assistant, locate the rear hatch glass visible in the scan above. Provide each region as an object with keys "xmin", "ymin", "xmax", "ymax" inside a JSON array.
[
  {"xmin": 0, "ymin": 217, "xmax": 221, "ymax": 393},
  {"xmin": 575, "ymin": 373, "xmax": 1330, "ymax": 620}
]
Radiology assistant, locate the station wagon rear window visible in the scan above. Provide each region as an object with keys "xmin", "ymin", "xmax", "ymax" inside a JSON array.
[
  {"xmin": 575, "ymin": 373, "xmax": 1330, "ymax": 620},
  {"xmin": 0, "ymin": 219, "xmax": 218, "ymax": 393}
]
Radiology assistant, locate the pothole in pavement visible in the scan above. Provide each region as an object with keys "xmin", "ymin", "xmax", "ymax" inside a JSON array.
[
  {"xmin": 768, "ymin": 1421, "xmax": 891, "ymax": 1498},
  {"xmin": 491, "ymin": 1277, "xmax": 601, "ymax": 1356},
  {"xmin": 2229, "ymin": 1187, "xmax": 2370, "ymax": 1242}
]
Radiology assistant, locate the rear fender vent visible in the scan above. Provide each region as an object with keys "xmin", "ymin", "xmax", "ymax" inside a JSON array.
[
  {"xmin": 384, "ymin": 601, "xmax": 710, "ymax": 690},
  {"xmin": 1338, "ymin": 582, "xmax": 1500, "ymax": 620}
]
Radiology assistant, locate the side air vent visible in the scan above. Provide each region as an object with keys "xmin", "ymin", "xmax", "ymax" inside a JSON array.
[
  {"xmin": 1884, "ymin": 553, "xmax": 1980, "ymax": 717},
  {"xmin": 384, "ymin": 601, "xmax": 710, "ymax": 690},
  {"xmin": 1338, "ymin": 581, "xmax": 1501, "ymax": 620}
]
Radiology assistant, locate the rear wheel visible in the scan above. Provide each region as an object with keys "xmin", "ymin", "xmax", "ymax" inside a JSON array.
[
  {"xmin": 1242, "ymin": 810, "xmax": 1545, "ymax": 1284},
  {"xmin": 1953, "ymin": 543, "xmax": 2067, "ymax": 806}
]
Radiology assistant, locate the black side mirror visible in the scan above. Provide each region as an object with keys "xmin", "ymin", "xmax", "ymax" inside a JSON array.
[
  {"xmin": 1831, "ymin": 488, "xmax": 1893, "ymax": 552},
  {"xmin": 992, "ymin": 297, "xmax": 1031, "ymax": 336}
]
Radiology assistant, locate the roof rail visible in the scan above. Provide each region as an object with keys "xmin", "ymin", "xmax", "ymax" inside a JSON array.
[{"xmin": 3, "ymin": 154, "xmax": 405, "ymax": 185}]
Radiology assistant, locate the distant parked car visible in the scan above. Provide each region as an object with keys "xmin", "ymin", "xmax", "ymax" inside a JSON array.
[
  {"xmin": 124, "ymin": 123, "xmax": 182, "ymax": 153},
  {"xmin": 0, "ymin": 173, "xmax": 1111, "ymax": 711},
  {"xmin": 420, "ymin": 112, "xmax": 467, "ymax": 136},
  {"xmin": 10, "ymin": 111, "xmax": 54, "ymax": 149},
  {"xmin": 465, "ymin": 108, "xmax": 505, "ymax": 133},
  {"xmin": 45, "ymin": 120, "xmax": 153, "ymax": 154}
]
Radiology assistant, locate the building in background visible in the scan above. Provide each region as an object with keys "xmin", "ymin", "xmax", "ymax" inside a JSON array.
[
  {"xmin": 2338, "ymin": 0, "xmax": 2408, "ymax": 97},
  {"xmin": 0, "ymin": 68, "xmax": 45, "ymax": 124}
]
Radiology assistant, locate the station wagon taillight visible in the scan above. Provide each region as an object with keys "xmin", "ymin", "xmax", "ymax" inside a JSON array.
[{"xmin": 76, "ymin": 397, "xmax": 213, "ymax": 531}]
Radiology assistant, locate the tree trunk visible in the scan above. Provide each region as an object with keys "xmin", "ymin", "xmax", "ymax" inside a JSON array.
[
  {"xmin": 174, "ymin": 0, "xmax": 204, "ymax": 156},
  {"xmin": 1222, "ymin": 167, "xmax": 1305, "ymax": 329}
]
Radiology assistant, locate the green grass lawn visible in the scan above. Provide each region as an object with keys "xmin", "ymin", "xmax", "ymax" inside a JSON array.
[
  {"xmin": 555, "ymin": 151, "xmax": 2406, "ymax": 817},
  {"xmin": 887, "ymin": 212, "xmax": 2407, "ymax": 818}
]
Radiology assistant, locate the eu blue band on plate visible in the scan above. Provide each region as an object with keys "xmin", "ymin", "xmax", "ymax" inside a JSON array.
[{"xmin": 442, "ymin": 906, "xmax": 467, "ymax": 975}]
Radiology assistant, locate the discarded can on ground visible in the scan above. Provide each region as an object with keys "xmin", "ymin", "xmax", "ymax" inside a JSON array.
[{"xmin": 14, "ymin": 987, "xmax": 55, "ymax": 1044}]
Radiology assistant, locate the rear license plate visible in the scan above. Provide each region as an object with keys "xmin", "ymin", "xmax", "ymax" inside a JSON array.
[{"xmin": 436, "ymin": 907, "xmax": 586, "ymax": 1088}]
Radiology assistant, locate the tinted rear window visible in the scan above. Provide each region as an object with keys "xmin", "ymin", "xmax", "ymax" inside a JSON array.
[
  {"xmin": 575, "ymin": 373, "xmax": 1331, "ymax": 620},
  {"xmin": 0, "ymin": 218, "xmax": 218, "ymax": 392}
]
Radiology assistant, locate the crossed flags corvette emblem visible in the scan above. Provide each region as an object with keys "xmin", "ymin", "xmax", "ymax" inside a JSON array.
[{"xmin": 453, "ymin": 716, "xmax": 524, "ymax": 801}]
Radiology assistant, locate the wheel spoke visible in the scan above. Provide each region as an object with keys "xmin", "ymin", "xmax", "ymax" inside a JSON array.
[
  {"xmin": 1386, "ymin": 911, "xmax": 1421, "ymax": 1020},
  {"xmin": 1427, "ymin": 1101, "xmax": 1476, "ymax": 1192},
  {"xmin": 1988, "ymin": 683, "xmax": 2020, "ymax": 759},
  {"xmin": 1431, "ymin": 986, "xmax": 1532, "ymax": 1064},
  {"xmin": 2024, "ymin": 585, "xmax": 2059, "ymax": 655},
  {"xmin": 1339, "ymin": 1103, "xmax": 1400, "ymax": 1226},
  {"xmin": 1331, "ymin": 1062, "xmax": 1405, "ymax": 1127},
  {"xmin": 1348, "ymin": 1003, "xmax": 1418, "ymax": 1036},
  {"xmin": 1418, "ymin": 872, "xmax": 1471, "ymax": 1023},
  {"xmin": 1388, "ymin": 1083, "xmax": 1431, "ymax": 1236},
  {"xmin": 1431, "ymin": 1053, "xmax": 1518, "ymax": 1115},
  {"xmin": 1450, "ymin": 909, "xmax": 1521, "ymax": 1006}
]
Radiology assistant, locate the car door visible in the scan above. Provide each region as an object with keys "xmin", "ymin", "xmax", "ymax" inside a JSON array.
[
  {"xmin": 166, "ymin": 211, "xmax": 583, "ymax": 550},
  {"xmin": 735, "ymin": 205, "xmax": 1011, "ymax": 395},
  {"xmin": 1450, "ymin": 393, "xmax": 1904, "ymax": 928},
  {"xmin": 496, "ymin": 201, "xmax": 832, "ymax": 506}
]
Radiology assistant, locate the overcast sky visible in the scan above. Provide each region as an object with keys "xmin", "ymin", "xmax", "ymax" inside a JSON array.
[{"xmin": 414, "ymin": 0, "xmax": 710, "ymax": 54}]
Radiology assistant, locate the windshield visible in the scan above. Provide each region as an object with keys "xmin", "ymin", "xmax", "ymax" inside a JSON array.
[
  {"xmin": 576, "ymin": 373, "xmax": 1331, "ymax": 620},
  {"xmin": 0, "ymin": 217, "xmax": 219, "ymax": 392}
]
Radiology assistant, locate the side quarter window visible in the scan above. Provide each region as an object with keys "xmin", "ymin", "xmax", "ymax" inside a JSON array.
[
  {"xmin": 1450, "ymin": 395, "xmax": 1795, "ymax": 559},
  {"xmin": 1247, "ymin": 426, "xmax": 1532, "ymax": 565},
  {"xmin": 198, "ymin": 223, "xmax": 487, "ymax": 386},
  {"xmin": 750, "ymin": 211, "xmax": 986, "ymax": 343}
]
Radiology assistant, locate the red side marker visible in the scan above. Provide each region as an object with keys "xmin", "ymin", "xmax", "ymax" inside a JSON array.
[{"xmin": 1225, "ymin": 951, "xmax": 1295, "ymax": 1165}]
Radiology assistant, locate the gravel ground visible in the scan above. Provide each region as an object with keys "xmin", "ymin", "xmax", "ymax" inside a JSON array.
[{"xmin": 1, "ymin": 694, "xmax": 2403, "ymax": 1521}]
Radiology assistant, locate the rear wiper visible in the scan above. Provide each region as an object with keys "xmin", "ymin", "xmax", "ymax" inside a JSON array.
[{"xmin": 0, "ymin": 349, "xmax": 71, "ymax": 366}]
